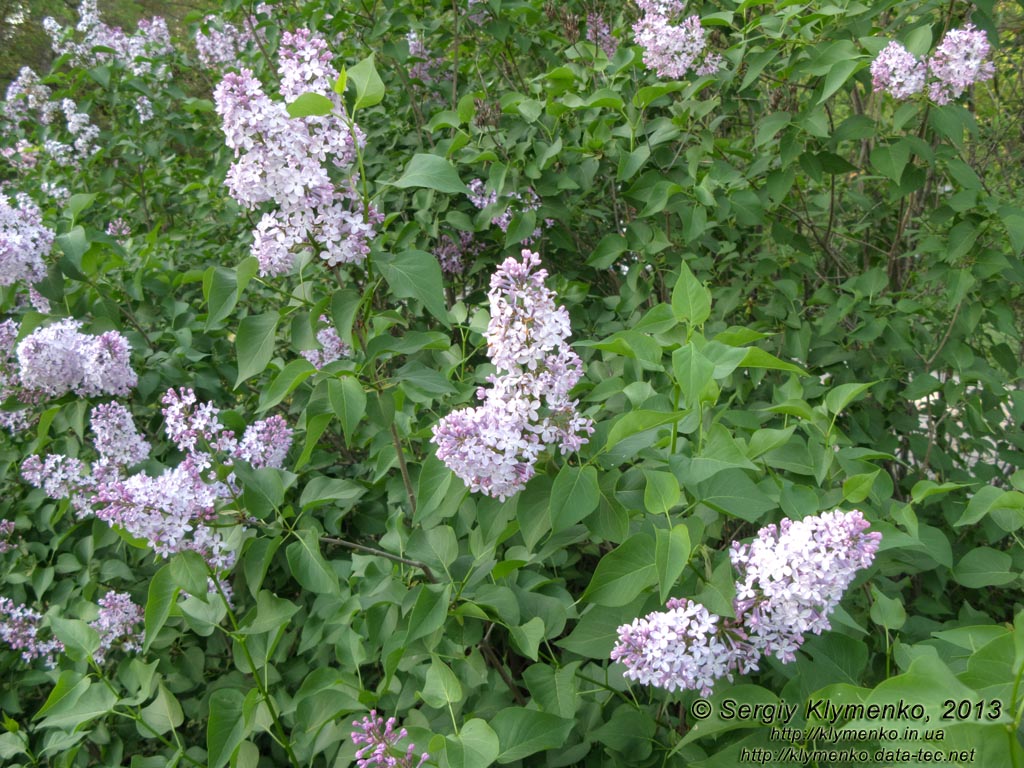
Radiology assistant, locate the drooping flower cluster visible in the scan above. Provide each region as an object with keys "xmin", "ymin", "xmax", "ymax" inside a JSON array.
[
  {"xmin": 16, "ymin": 319, "xmax": 136, "ymax": 399},
  {"xmin": 0, "ymin": 596, "xmax": 64, "ymax": 667},
  {"xmin": 432, "ymin": 250, "xmax": 593, "ymax": 500},
  {"xmin": 0, "ymin": 519, "xmax": 16, "ymax": 553},
  {"xmin": 43, "ymin": 0, "xmax": 174, "ymax": 82},
  {"xmin": 89, "ymin": 591, "xmax": 144, "ymax": 663},
  {"xmin": 872, "ymin": 24, "xmax": 995, "ymax": 105},
  {"xmin": 632, "ymin": 0, "xmax": 720, "ymax": 79},
  {"xmin": 301, "ymin": 315, "xmax": 352, "ymax": 368},
  {"xmin": 194, "ymin": 5, "xmax": 270, "ymax": 69},
  {"xmin": 22, "ymin": 390, "xmax": 293, "ymax": 573},
  {"xmin": 0, "ymin": 192, "xmax": 52, "ymax": 289},
  {"xmin": 611, "ymin": 510, "xmax": 881, "ymax": 695},
  {"xmin": 214, "ymin": 30, "xmax": 381, "ymax": 276},
  {"xmin": 351, "ymin": 711, "xmax": 429, "ymax": 768}
]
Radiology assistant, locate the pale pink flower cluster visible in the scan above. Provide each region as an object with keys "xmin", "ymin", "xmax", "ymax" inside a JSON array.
[
  {"xmin": 872, "ymin": 24, "xmax": 995, "ymax": 104},
  {"xmin": 0, "ymin": 596, "xmax": 64, "ymax": 667},
  {"xmin": 2, "ymin": 69, "xmax": 99, "ymax": 165},
  {"xmin": 432, "ymin": 250, "xmax": 593, "ymax": 500},
  {"xmin": 351, "ymin": 711, "xmax": 429, "ymax": 768},
  {"xmin": 0, "ymin": 192, "xmax": 52, "ymax": 288},
  {"xmin": 3, "ymin": 67, "xmax": 53, "ymax": 124},
  {"xmin": 301, "ymin": 315, "xmax": 352, "ymax": 368},
  {"xmin": 611, "ymin": 510, "xmax": 881, "ymax": 695},
  {"xmin": 89, "ymin": 591, "xmax": 144, "ymax": 663},
  {"xmin": 16, "ymin": 319, "xmax": 136, "ymax": 399},
  {"xmin": 632, "ymin": 0, "xmax": 720, "ymax": 79},
  {"xmin": 21, "ymin": 388, "xmax": 293, "ymax": 573},
  {"xmin": 214, "ymin": 30, "xmax": 381, "ymax": 276},
  {"xmin": 106, "ymin": 217, "xmax": 131, "ymax": 245},
  {"xmin": 194, "ymin": 5, "xmax": 270, "ymax": 69},
  {"xmin": 43, "ymin": 0, "xmax": 174, "ymax": 81}
]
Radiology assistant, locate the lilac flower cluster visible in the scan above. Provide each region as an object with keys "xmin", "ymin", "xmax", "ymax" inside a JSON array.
[
  {"xmin": 632, "ymin": 0, "xmax": 720, "ymax": 80},
  {"xmin": 432, "ymin": 250, "xmax": 593, "ymax": 500},
  {"xmin": 0, "ymin": 319, "xmax": 30, "ymax": 432},
  {"xmin": 433, "ymin": 231, "xmax": 483, "ymax": 276},
  {"xmin": 611, "ymin": 510, "xmax": 881, "ymax": 696},
  {"xmin": 872, "ymin": 24, "xmax": 995, "ymax": 105},
  {"xmin": 586, "ymin": 13, "xmax": 618, "ymax": 59},
  {"xmin": 214, "ymin": 30, "xmax": 381, "ymax": 277},
  {"xmin": 467, "ymin": 179, "xmax": 552, "ymax": 243},
  {"xmin": 0, "ymin": 596, "xmax": 64, "ymax": 667},
  {"xmin": 3, "ymin": 67, "xmax": 52, "ymax": 125},
  {"xmin": 0, "ymin": 519, "xmax": 16, "ymax": 553},
  {"xmin": 22, "ymin": 389, "xmax": 293, "ymax": 574},
  {"xmin": 43, "ymin": 0, "xmax": 174, "ymax": 82},
  {"xmin": 351, "ymin": 711, "xmax": 429, "ymax": 768},
  {"xmin": 406, "ymin": 31, "xmax": 440, "ymax": 84},
  {"xmin": 106, "ymin": 218, "xmax": 131, "ymax": 245},
  {"xmin": 301, "ymin": 315, "xmax": 352, "ymax": 368},
  {"xmin": 89, "ymin": 591, "xmax": 144, "ymax": 663},
  {"xmin": 0, "ymin": 192, "xmax": 52, "ymax": 288},
  {"xmin": 194, "ymin": 5, "xmax": 270, "ymax": 69},
  {"xmin": 16, "ymin": 319, "xmax": 136, "ymax": 399}
]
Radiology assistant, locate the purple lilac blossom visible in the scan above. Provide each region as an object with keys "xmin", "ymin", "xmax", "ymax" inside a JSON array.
[
  {"xmin": 194, "ymin": 5, "xmax": 269, "ymax": 69},
  {"xmin": 91, "ymin": 402, "xmax": 150, "ymax": 467},
  {"xmin": 90, "ymin": 591, "xmax": 144, "ymax": 663},
  {"xmin": 466, "ymin": 179, "xmax": 549, "ymax": 242},
  {"xmin": 432, "ymin": 250, "xmax": 593, "ymax": 500},
  {"xmin": 16, "ymin": 320, "xmax": 137, "ymax": 399},
  {"xmin": 927, "ymin": 24, "xmax": 995, "ymax": 105},
  {"xmin": 611, "ymin": 510, "xmax": 881, "ymax": 694},
  {"xmin": 0, "ymin": 192, "xmax": 52, "ymax": 288},
  {"xmin": 632, "ymin": 0, "xmax": 718, "ymax": 79},
  {"xmin": 586, "ymin": 13, "xmax": 618, "ymax": 59},
  {"xmin": 3, "ymin": 67, "xmax": 52, "ymax": 124},
  {"xmin": 0, "ymin": 519, "xmax": 16, "ymax": 553},
  {"xmin": 0, "ymin": 320, "xmax": 30, "ymax": 432},
  {"xmin": 351, "ymin": 711, "xmax": 429, "ymax": 768},
  {"xmin": 233, "ymin": 414, "xmax": 293, "ymax": 469},
  {"xmin": 406, "ymin": 31, "xmax": 437, "ymax": 83},
  {"xmin": 213, "ymin": 31, "xmax": 379, "ymax": 276},
  {"xmin": 871, "ymin": 41, "xmax": 927, "ymax": 99},
  {"xmin": 434, "ymin": 231, "xmax": 482, "ymax": 276},
  {"xmin": 0, "ymin": 596, "xmax": 64, "ymax": 667},
  {"xmin": 300, "ymin": 315, "xmax": 352, "ymax": 368}
]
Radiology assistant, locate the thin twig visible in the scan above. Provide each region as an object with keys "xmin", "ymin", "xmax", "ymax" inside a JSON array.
[{"xmin": 322, "ymin": 535, "xmax": 436, "ymax": 582}]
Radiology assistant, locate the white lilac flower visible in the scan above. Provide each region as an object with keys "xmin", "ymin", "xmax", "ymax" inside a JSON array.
[
  {"xmin": 16, "ymin": 321, "xmax": 136, "ymax": 399},
  {"xmin": 432, "ymin": 250, "xmax": 593, "ymax": 500},
  {"xmin": 213, "ymin": 31, "xmax": 377, "ymax": 277},
  {"xmin": 0, "ymin": 597, "xmax": 64, "ymax": 667},
  {"xmin": 90, "ymin": 591, "xmax": 144, "ymax": 663},
  {"xmin": 632, "ymin": 0, "xmax": 718, "ymax": 79},
  {"xmin": 0, "ymin": 192, "xmax": 52, "ymax": 287},
  {"xmin": 3, "ymin": 67, "xmax": 51, "ymax": 124},
  {"xmin": 611, "ymin": 510, "xmax": 881, "ymax": 694}
]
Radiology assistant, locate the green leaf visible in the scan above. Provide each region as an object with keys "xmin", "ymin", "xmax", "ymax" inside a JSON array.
[
  {"xmin": 869, "ymin": 586, "xmax": 907, "ymax": 630},
  {"xmin": 421, "ymin": 657, "xmax": 463, "ymax": 708},
  {"xmin": 34, "ymin": 672, "xmax": 89, "ymax": 720},
  {"xmin": 870, "ymin": 142, "xmax": 910, "ymax": 182},
  {"xmin": 204, "ymin": 266, "xmax": 239, "ymax": 328},
  {"xmin": 50, "ymin": 617, "xmax": 100, "ymax": 661},
  {"xmin": 37, "ymin": 684, "xmax": 116, "ymax": 731},
  {"xmin": 65, "ymin": 193, "xmax": 97, "ymax": 221},
  {"xmin": 843, "ymin": 470, "xmax": 879, "ymax": 504},
  {"xmin": 671, "ymin": 262, "xmax": 711, "ymax": 325},
  {"xmin": 492, "ymin": 708, "xmax": 574, "ymax": 764},
  {"xmin": 286, "ymin": 529, "xmax": 339, "ymax": 594},
  {"xmin": 582, "ymin": 533, "xmax": 657, "ymax": 606},
  {"xmin": 240, "ymin": 590, "xmax": 299, "ymax": 635},
  {"xmin": 522, "ymin": 662, "xmax": 579, "ymax": 719},
  {"xmin": 299, "ymin": 476, "xmax": 365, "ymax": 511},
  {"xmin": 286, "ymin": 92, "xmax": 334, "ymax": 118},
  {"xmin": 740, "ymin": 347, "xmax": 807, "ymax": 375},
  {"xmin": 694, "ymin": 469, "xmax": 775, "ymax": 522},
  {"xmin": 585, "ymin": 233, "xmax": 627, "ymax": 269},
  {"xmin": 655, "ymin": 525, "xmax": 691, "ymax": 603},
  {"xmin": 446, "ymin": 719, "xmax": 499, "ymax": 768},
  {"xmin": 557, "ymin": 597, "xmax": 647, "ymax": 658},
  {"xmin": 170, "ymin": 550, "xmax": 210, "ymax": 602},
  {"xmin": 818, "ymin": 59, "xmax": 860, "ymax": 104},
  {"xmin": 332, "ymin": 69, "xmax": 347, "ymax": 95},
  {"xmin": 956, "ymin": 486, "xmax": 1024, "ymax": 528},
  {"xmin": 328, "ymin": 376, "xmax": 367, "ymax": 447},
  {"xmin": 139, "ymin": 684, "xmax": 184, "ymax": 736},
  {"xmin": 144, "ymin": 564, "xmax": 178, "ymax": 652},
  {"xmin": 510, "ymin": 617, "xmax": 545, "ymax": 661},
  {"xmin": 207, "ymin": 688, "xmax": 248, "ymax": 768},
  {"xmin": 672, "ymin": 345, "xmax": 715, "ymax": 409},
  {"xmin": 347, "ymin": 53, "xmax": 385, "ymax": 109},
  {"xmin": 234, "ymin": 312, "xmax": 279, "ymax": 389},
  {"xmin": 644, "ymin": 470, "xmax": 680, "ymax": 516},
  {"xmin": 405, "ymin": 584, "xmax": 451, "ymax": 644},
  {"xmin": 617, "ymin": 145, "xmax": 650, "ymax": 182},
  {"xmin": 549, "ymin": 465, "xmax": 599, "ymax": 533},
  {"xmin": 391, "ymin": 154, "xmax": 469, "ymax": 195},
  {"xmin": 953, "ymin": 547, "xmax": 1016, "ymax": 588},
  {"xmin": 377, "ymin": 249, "xmax": 449, "ymax": 324},
  {"xmin": 257, "ymin": 359, "xmax": 315, "ymax": 413},
  {"xmin": 605, "ymin": 410, "xmax": 684, "ymax": 452},
  {"xmin": 825, "ymin": 381, "xmax": 875, "ymax": 415}
]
